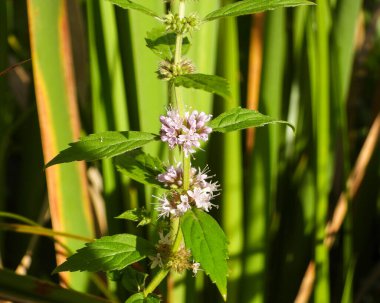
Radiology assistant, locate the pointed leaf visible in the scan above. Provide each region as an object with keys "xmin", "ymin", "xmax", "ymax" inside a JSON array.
[
  {"xmin": 209, "ymin": 107, "xmax": 295, "ymax": 133},
  {"xmin": 114, "ymin": 150, "xmax": 165, "ymax": 188},
  {"xmin": 203, "ymin": 0, "xmax": 315, "ymax": 21},
  {"xmin": 116, "ymin": 208, "xmax": 152, "ymax": 227},
  {"xmin": 107, "ymin": 0, "xmax": 160, "ymax": 18},
  {"xmin": 174, "ymin": 73, "xmax": 231, "ymax": 98},
  {"xmin": 121, "ymin": 267, "xmax": 148, "ymax": 293},
  {"xmin": 126, "ymin": 293, "xmax": 161, "ymax": 303},
  {"xmin": 53, "ymin": 234, "xmax": 155, "ymax": 273},
  {"xmin": 146, "ymin": 27, "xmax": 191, "ymax": 60},
  {"xmin": 181, "ymin": 209, "xmax": 228, "ymax": 301},
  {"xmin": 45, "ymin": 131, "xmax": 159, "ymax": 167}
]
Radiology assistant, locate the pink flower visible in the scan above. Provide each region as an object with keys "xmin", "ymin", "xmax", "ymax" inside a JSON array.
[
  {"xmin": 155, "ymin": 195, "xmax": 174, "ymax": 218},
  {"xmin": 160, "ymin": 109, "xmax": 183, "ymax": 149},
  {"xmin": 187, "ymin": 187, "xmax": 216, "ymax": 212},
  {"xmin": 177, "ymin": 195, "xmax": 191, "ymax": 214},
  {"xmin": 157, "ymin": 163, "xmax": 183, "ymax": 188},
  {"xmin": 156, "ymin": 165, "xmax": 219, "ymax": 218},
  {"xmin": 159, "ymin": 109, "xmax": 212, "ymax": 156}
]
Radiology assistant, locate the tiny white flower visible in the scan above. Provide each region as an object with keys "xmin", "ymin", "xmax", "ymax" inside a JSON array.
[
  {"xmin": 177, "ymin": 195, "xmax": 191, "ymax": 215},
  {"xmin": 158, "ymin": 232, "xmax": 172, "ymax": 246},
  {"xmin": 188, "ymin": 187, "xmax": 215, "ymax": 212},
  {"xmin": 191, "ymin": 262, "xmax": 201, "ymax": 275},
  {"xmin": 149, "ymin": 253, "xmax": 163, "ymax": 269},
  {"xmin": 155, "ymin": 195, "xmax": 172, "ymax": 218}
]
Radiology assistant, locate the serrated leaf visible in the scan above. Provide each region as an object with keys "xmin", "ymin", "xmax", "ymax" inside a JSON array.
[
  {"xmin": 107, "ymin": 0, "xmax": 159, "ymax": 18},
  {"xmin": 121, "ymin": 267, "xmax": 148, "ymax": 293},
  {"xmin": 125, "ymin": 293, "xmax": 161, "ymax": 303},
  {"xmin": 115, "ymin": 150, "xmax": 165, "ymax": 188},
  {"xmin": 209, "ymin": 107, "xmax": 295, "ymax": 133},
  {"xmin": 203, "ymin": 0, "xmax": 315, "ymax": 21},
  {"xmin": 174, "ymin": 73, "xmax": 231, "ymax": 98},
  {"xmin": 53, "ymin": 234, "xmax": 155, "ymax": 273},
  {"xmin": 116, "ymin": 208, "xmax": 152, "ymax": 227},
  {"xmin": 45, "ymin": 131, "xmax": 159, "ymax": 167},
  {"xmin": 181, "ymin": 209, "xmax": 228, "ymax": 301},
  {"xmin": 146, "ymin": 27, "xmax": 191, "ymax": 60}
]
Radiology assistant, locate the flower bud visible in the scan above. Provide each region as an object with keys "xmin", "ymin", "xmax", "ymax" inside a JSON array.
[
  {"xmin": 157, "ymin": 58, "xmax": 195, "ymax": 80},
  {"xmin": 163, "ymin": 12, "xmax": 200, "ymax": 35}
]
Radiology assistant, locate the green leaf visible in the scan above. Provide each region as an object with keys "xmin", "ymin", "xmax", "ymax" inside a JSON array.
[
  {"xmin": 146, "ymin": 27, "xmax": 191, "ymax": 60},
  {"xmin": 116, "ymin": 208, "xmax": 152, "ymax": 227},
  {"xmin": 209, "ymin": 107, "xmax": 295, "ymax": 133},
  {"xmin": 121, "ymin": 267, "xmax": 148, "ymax": 293},
  {"xmin": 114, "ymin": 150, "xmax": 165, "ymax": 188},
  {"xmin": 107, "ymin": 0, "xmax": 160, "ymax": 18},
  {"xmin": 203, "ymin": 0, "xmax": 315, "ymax": 21},
  {"xmin": 174, "ymin": 73, "xmax": 231, "ymax": 98},
  {"xmin": 125, "ymin": 293, "xmax": 161, "ymax": 303},
  {"xmin": 181, "ymin": 209, "xmax": 228, "ymax": 301},
  {"xmin": 45, "ymin": 131, "xmax": 159, "ymax": 167},
  {"xmin": 53, "ymin": 234, "xmax": 155, "ymax": 273}
]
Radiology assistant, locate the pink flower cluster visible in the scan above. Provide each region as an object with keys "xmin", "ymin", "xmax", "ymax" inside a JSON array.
[
  {"xmin": 155, "ymin": 165, "xmax": 219, "ymax": 218},
  {"xmin": 160, "ymin": 109, "xmax": 212, "ymax": 157}
]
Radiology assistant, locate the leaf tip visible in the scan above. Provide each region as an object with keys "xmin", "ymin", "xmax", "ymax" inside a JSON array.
[
  {"xmin": 287, "ymin": 122, "xmax": 296, "ymax": 133},
  {"xmin": 51, "ymin": 266, "xmax": 62, "ymax": 275},
  {"xmin": 44, "ymin": 159, "xmax": 55, "ymax": 169}
]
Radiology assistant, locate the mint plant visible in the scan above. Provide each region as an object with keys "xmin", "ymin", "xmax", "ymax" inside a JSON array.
[{"xmin": 46, "ymin": 0, "xmax": 312, "ymax": 301}]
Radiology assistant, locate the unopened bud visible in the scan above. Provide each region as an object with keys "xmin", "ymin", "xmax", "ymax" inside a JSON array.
[
  {"xmin": 157, "ymin": 58, "xmax": 195, "ymax": 80},
  {"xmin": 163, "ymin": 12, "xmax": 200, "ymax": 34}
]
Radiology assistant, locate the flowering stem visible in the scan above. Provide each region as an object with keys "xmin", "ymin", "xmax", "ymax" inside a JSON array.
[
  {"xmin": 183, "ymin": 156, "xmax": 191, "ymax": 190},
  {"xmin": 143, "ymin": 219, "xmax": 183, "ymax": 298},
  {"xmin": 144, "ymin": 1, "xmax": 188, "ymax": 298},
  {"xmin": 173, "ymin": 0, "xmax": 191, "ymax": 191},
  {"xmin": 174, "ymin": 0, "xmax": 185, "ymax": 65},
  {"xmin": 173, "ymin": 0, "xmax": 185, "ymax": 116},
  {"xmin": 143, "ymin": 268, "xmax": 170, "ymax": 297},
  {"xmin": 167, "ymin": 82, "xmax": 175, "ymax": 164},
  {"xmin": 171, "ymin": 217, "xmax": 183, "ymax": 252}
]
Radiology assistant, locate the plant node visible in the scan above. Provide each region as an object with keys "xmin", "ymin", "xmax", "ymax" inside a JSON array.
[
  {"xmin": 157, "ymin": 58, "xmax": 195, "ymax": 80},
  {"xmin": 163, "ymin": 12, "xmax": 200, "ymax": 34}
]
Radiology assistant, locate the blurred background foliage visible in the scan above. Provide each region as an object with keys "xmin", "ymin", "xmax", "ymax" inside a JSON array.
[{"xmin": 0, "ymin": 0, "xmax": 380, "ymax": 302}]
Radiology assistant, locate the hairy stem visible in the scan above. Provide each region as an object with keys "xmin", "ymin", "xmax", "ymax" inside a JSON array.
[
  {"xmin": 183, "ymin": 155, "xmax": 191, "ymax": 190},
  {"xmin": 144, "ymin": 0, "xmax": 187, "ymax": 297},
  {"xmin": 143, "ymin": 219, "xmax": 183, "ymax": 297},
  {"xmin": 174, "ymin": 0, "xmax": 191, "ymax": 191},
  {"xmin": 173, "ymin": 0, "xmax": 185, "ymax": 115},
  {"xmin": 143, "ymin": 268, "xmax": 170, "ymax": 297}
]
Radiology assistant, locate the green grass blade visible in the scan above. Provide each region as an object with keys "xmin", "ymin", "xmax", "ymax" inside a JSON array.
[
  {"xmin": 211, "ymin": 5, "xmax": 243, "ymax": 302},
  {"xmin": 87, "ymin": 0, "xmax": 132, "ymax": 235},
  {"xmin": 127, "ymin": 2, "xmax": 166, "ymax": 137},
  {"xmin": 311, "ymin": 0, "xmax": 331, "ymax": 301},
  {"xmin": 27, "ymin": 0, "xmax": 94, "ymax": 291},
  {"xmin": 242, "ymin": 9, "xmax": 287, "ymax": 303},
  {"xmin": 258, "ymin": 9, "xmax": 286, "ymax": 301},
  {"xmin": 330, "ymin": 3, "xmax": 362, "ymax": 301},
  {"xmin": 181, "ymin": 0, "xmax": 219, "ymax": 115},
  {"xmin": 125, "ymin": 2, "xmax": 167, "ymax": 230}
]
